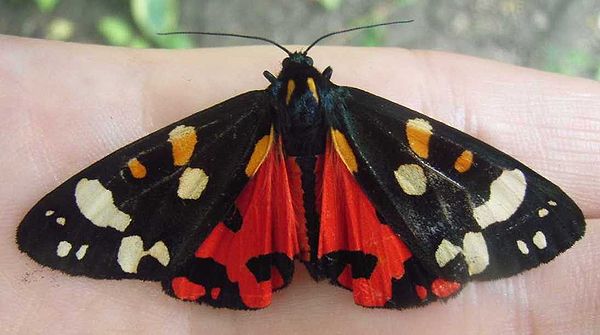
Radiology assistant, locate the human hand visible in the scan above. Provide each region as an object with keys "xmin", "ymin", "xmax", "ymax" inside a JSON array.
[{"xmin": 1, "ymin": 35, "xmax": 598, "ymax": 334}]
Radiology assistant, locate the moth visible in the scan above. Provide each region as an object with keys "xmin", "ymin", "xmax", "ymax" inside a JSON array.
[{"xmin": 17, "ymin": 22, "xmax": 585, "ymax": 310}]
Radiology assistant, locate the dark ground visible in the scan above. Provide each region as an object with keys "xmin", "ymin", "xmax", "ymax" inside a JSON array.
[{"xmin": 1, "ymin": 0, "xmax": 599, "ymax": 79}]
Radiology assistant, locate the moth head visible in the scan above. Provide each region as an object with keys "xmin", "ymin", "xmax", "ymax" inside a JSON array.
[
  {"xmin": 284, "ymin": 52, "xmax": 314, "ymax": 67},
  {"xmin": 273, "ymin": 53, "xmax": 331, "ymax": 109}
]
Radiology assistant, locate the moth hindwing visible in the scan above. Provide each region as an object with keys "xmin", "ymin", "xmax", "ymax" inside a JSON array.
[{"xmin": 17, "ymin": 51, "xmax": 585, "ymax": 310}]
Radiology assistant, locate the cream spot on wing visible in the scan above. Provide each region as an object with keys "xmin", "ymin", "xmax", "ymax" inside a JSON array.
[
  {"xmin": 533, "ymin": 231, "xmax": 547, "ymax": 249},
  {"xmin": 516, "ymin": 240, "xmax": 529, "ymax": 255},
  {"xmin": 538, "ymin": 208, "xmax": 549, "ymax": 217},
  {"xmin": 75, "ymin": 245, "xmax": 89, "ymax": 260},
  {"xmin": 462, "ymin": 232, "xmax": 489, "ymax": 275},
  {"xmin": 56, "ymin": 217, "xmax": 66, "ymax": 225},
  {"xmin": 394, "ymin": 164, "xmax": 427, "ymax": 195},
  {"xmin": 473, "ymin": 169, "xmax": 527, "ymax": 229},
  {"xmin": 56, "ymin": 241, "xmax": 72, "ymax": 257},
  {"xmin": 117, "ymin": 236, "xmax": 170, "ymax": 273},
  {"xmin": 168, "ymin": 125, "xmax": 197, "ymax": 166},
  {"xmin": 548, "ymin": 200, "xmax": 557, "ymax": 206},
  {"xmin": 406, "ymin": 118, "xmax": 433, "ymax": 159},
  {"xmin": 75, "ymin": 178, "xmax": 132, "ymax": 232},
  {"xmin": 435, "ymin": 239, "xmax": 462, "ymax": 267},
  {"xmin": 177, "ymin": 168, "xmax": 209, "ymax": 200},
  {"xmin": 45, "ymin": 210, "xmax": 54, "ymax": 216}
]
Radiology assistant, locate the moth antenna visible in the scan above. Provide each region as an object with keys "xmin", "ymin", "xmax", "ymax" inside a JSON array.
[
  {"xmin": 303, "ymin": 20, "xmax": 414, "ymax": 54},
  {"xmin": 157, "ymin": 31, "xmax": 292, "ymax": 56}
]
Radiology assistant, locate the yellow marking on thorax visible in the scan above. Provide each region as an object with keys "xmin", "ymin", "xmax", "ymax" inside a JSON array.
[
  {"xmin": 406, "ymin": 118, "xmax": 433, "ymax": 159},
  {"xmin": 168, "ymin": 125, "xmax": 198, "ymax": 166},
  {"xmin": 331, "ymin": 129, "xmax": 358, "ymax": 173},
  {"xmin": 454, "ymin": 150, "xmax": 473, "ymax": 173},
  {"xmin": 127, "ymin": 158, "xmax": 147, "ymax": 179},
  {"xmin": 286, "ymin": 80, "xmax": 295, "ymax": 105},
  {"xmin": 245, "ymin": 126, "xmax": 275, "ymax": 177},
  {"xmin": 306, "ymin": 77, "xmax": 319, "ymax": 103}
]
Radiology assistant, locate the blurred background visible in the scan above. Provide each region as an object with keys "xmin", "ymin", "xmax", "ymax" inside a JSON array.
[{"xmin": 1, "ymin": 0, "xmax": 599, "ymax": 80}]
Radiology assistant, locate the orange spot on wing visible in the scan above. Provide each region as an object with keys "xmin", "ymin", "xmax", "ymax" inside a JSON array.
[
  {"xmin": 286, "ymin": 79, "xmax": 295, "ymax": 105},
  {"xmin": 431, "ymin": 278, "xmax": 461, "ymax": 298},
  {"xmin": 406, "ymin": 118, "xmax": 432, "ymax": 159},
  {"xmin": 306, "ymin": 77, "xmax": 319, "ymax": 103},
  {"xmin": 454, "ymin": 150, "xmax": 473, "ymax": 173},
  {"xmin": 168, "ymin": 125, "xmax": 197, "ymax": 166},
  {"xmin": 172, "ymin": 277, "xmax": 206, "ymax": 300},
  {"xmin": 331, "ymin": 129, "xmax": 358, "ymax": 173},
  {"xmin": 127, "ymin": 158, "xmax": 147, "ymax": 179},
  {"xmin": 319, "ymin": 138, "xmax": 412, "ymax": 307},
  {"xmin": 245, "ymin": 127, "xmax": 274, "ymax": 177}
]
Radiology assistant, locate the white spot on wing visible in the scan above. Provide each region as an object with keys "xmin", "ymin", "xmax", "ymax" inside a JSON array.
[
  {"xmin": 75, "ymin": 178, "xmax": 131, "ymax": 232},
  {"xmin": 75, "ymin": 245, "xmax": 89, "ymax": 260},
  {"xmin": 45, "ymin": 210, "xmax": 54, "ymax": 216},
  {"xmin": 56, "ymin": 241, "xmax": 72, "ymax": 257},
  {"xmin": 548, "ymin": 200, "xmax": 557, "ymax": 206},
  {"xmin": 516, "ymin": 240, "xmax": 529, "ymax": 254},
  {"xmin": 473, "ymin": 169, "xmax": 527, "ymax": 229},
  {"xmin": 177, "ymin": 167, "xmax": 209, "ymax": 200},
  {"xmin": 56, "ymin": 217, "xmax": 66, "ymax": 225},
  {"xmin": 533, "ymin": 231, "xmax": 547, "ymax": 249},
  {"xmin": 117, "ymin": 236, "xmax": 170, "ymax": 273},
  {"xmin": 394, "ymin": 164, "xmax": 427, "ymax": 195},
  {"xmin": 538, "ymin": 208, "xmax": 549, "ymax": 217},
  {"xmin": 462, "ymin": 232, "xmax": 489, "ymax": 275},
  {"xmin": 435, "ymin": 239, "xmax": 462, "ymax": 267}
]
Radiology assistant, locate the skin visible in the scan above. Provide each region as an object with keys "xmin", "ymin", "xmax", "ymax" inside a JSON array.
[{"xmin": 0, "ymin": 35, "xmax": 599, "ymax": 335}]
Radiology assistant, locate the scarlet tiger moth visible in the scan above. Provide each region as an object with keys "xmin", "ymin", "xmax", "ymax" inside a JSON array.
[{"xmin": 17, "ymin": 21, "xmax": 585, "ymax": 310}]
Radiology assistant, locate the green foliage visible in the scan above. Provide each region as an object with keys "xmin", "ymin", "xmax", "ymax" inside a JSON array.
[
  {"xmin": 131, "ymin": 0, "xmax": 193, "ymax": 48},
  {"xmin": 129, "ymin": 37, "xmax": 151, "ymax": 48},
  {"xmin": 318, "ymin": 0, "xmax": 343, "ymax": 11},
  {"xmin": 360, "ymin": 28, "xmax": 384, "ymax": 47},
  {"xmin": 395, "ymin": 0, "xmax": 419, "ymax": 7},
  {"xmin": 544, "ymin": 47, "xmax": 599, "ymax": 78},
  {"xmin": 45, "ymin": 18, "xmax": 73, "ymax": 41},
  {"xmin": 97, "ymin": 16, "xmax": 135, "ymax": 47},
  {"xmin": 35, "ymin": 0, "xmax": 59, "ymax": 13},
  {"xmin": 352, "ymin": 15, "xmax": 387, "ymax": 47}
]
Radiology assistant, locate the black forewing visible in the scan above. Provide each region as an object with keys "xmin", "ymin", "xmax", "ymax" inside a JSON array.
[
  {"xmin": 327, "ymin": 86, "xmax": 585, "ymax": 281},
  {"xmin": 17, "ymin": 91, "xmax": 272, "ymax": 280}
]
